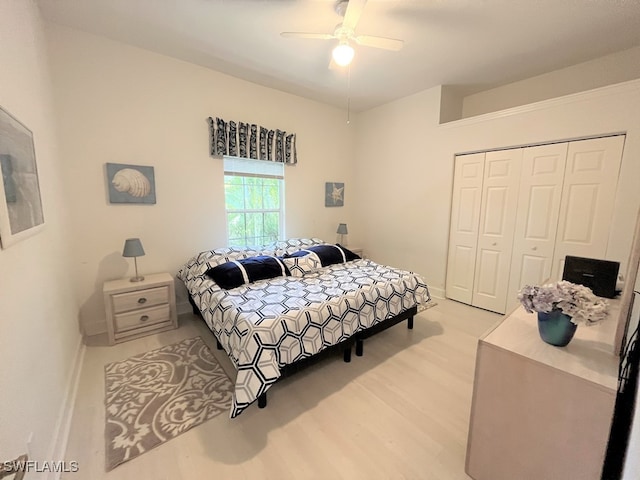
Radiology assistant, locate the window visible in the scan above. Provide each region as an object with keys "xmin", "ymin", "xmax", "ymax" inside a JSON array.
[{"xmin": 223, "ymin": 157, "xmax": 284, "ymax": 246}]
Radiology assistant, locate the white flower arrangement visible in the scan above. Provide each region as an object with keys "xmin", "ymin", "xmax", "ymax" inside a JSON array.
[{"xmin": 517, "ymin": 280, "xmax": 609, "ymax": 326}]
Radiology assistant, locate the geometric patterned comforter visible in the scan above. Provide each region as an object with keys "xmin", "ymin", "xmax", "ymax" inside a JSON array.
[{"xmin": 177, "ymin": 240, "xmax": 431, "ymax": 418}]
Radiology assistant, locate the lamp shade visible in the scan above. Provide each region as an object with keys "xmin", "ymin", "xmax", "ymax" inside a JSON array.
[
  {"xmin": 122, "ymin": 238, "xmax": 145, "ymax": 257},
  {"xmin": 336, "ymin": 223, "xmax": 348, "ymax": 235},
  {"xmin": 332, "ymin": 43, "xmax": 355, "ymax": 67}
]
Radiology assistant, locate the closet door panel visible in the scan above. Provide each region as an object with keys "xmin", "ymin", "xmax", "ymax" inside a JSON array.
[
  {"xmin": 446, "ymin": 153, "xmax": 485, "ymax": 304},
  {"xmin": 551, "ymin": 136, "xmax": 625, "ymax": 280},
  {"xmin": 519, "ymin": 255, "xmax": 547, "ymax": 283},
  {"xmin": 475, "ymin": 250, "xmax": 500, "ymax": 296},
  {"xmin": 472, "ymin": 149, "xmax": 522, "ymax": 314},
  {"xmin": 506, "ymin": 143, "xmax": 568, "ymax": 312},
  {"xmin": 561, "ymin": 184, "xmax": 599, "ymax": 242}
]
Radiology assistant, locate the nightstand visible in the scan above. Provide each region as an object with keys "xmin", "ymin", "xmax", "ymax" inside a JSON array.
[
  {"xmin": 103, "ymin": 272, "xmax": 178, "ymax": 345},
  {"xmin": 350, "ymin": 247, "xmax": 364, "ymax": 258}
]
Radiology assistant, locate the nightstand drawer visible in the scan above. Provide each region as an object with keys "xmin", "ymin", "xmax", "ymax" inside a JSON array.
[
  {"xmin": 112, "ymin": 286, "xmax": 169, "ymax": 313},
  {"xmin": 114, "ymin": 304, "xmax": 171, "ymax": 333}
]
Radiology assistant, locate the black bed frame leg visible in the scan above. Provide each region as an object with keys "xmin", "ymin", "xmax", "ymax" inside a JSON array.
[
  {"xmin": 188, "ymin": 295, "xmax": 200, "ymax": 316},
  {"xmin": 258, "ymin": 392, "xmax": 267, "ymax": 408},
  {"xmin": 355, "ymin": 338, "xmax": 363, "ymax": 356},
  {"xmin": 216, "ymin": 340, "xmax": 222, "ymax": 350},
  {"xmin": 343, "ymin": 345, "xmax": 352, "ymax": 363},
  {"xmin": 407, "ymin": 316, "xmax": 414, "ymax": 330}
]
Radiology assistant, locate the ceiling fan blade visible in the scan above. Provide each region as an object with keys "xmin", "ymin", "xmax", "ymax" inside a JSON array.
[
  {"xmin": 354, "ymin": 35, "xmax": 404, "ymax": 51},
  {"xmin": 280, "ymin": 32, "xmax": 336, "ymax": 40},
  {"xmin": 342, "ymin": 0, "xmax": 367, "ymax": 32}
]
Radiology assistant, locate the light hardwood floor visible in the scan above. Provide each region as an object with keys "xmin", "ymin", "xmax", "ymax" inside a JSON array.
[{"xmin": 62, "ymin": 299, "xmax": 500, "ymax": 480}]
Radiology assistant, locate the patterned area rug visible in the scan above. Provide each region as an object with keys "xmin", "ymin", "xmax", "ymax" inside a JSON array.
[
  {"xmin": 418, "ymin": 299, "xmax": 438, "ymax": 312},
  {"xmin": 104, "ymin": 336, "xmax": 233, "ymax": 471}
]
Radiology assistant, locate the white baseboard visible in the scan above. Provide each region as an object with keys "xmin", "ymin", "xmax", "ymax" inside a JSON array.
[
  {"xmin": 429, "ymin": 286, "xmax": 445, "ymax": 299},
  {"xmin": 46, "ymin": 334, "xmax": 85, "ymax": 480}
]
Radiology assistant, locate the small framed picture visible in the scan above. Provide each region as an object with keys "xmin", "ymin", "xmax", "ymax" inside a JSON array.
[
  {"xmin": 325, "ymin": 182, "xmax": 344, "ymax": 207},
  {"xmin": 106, "ymin": 163, "xmax": 156, "ymax": 204},
  {"xmin": 0, "ymin": 106, "xmax": 45, "ymax": 248}
]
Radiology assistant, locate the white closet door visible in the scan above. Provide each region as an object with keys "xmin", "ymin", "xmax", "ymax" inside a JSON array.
[
  {"xmin": 446, "ymin": 153, "xmax": 485, "ymax": 304},
  {"xmin": 551, "ymin": 136, "xmax": 625, "ymax": 280},
  {"xmin": 505, "ymin": 143, "xmax": 568, "ymax": 313},
  {"xmin": 472, "ymin": 149, "xmax": 523, "ymax": 314}
]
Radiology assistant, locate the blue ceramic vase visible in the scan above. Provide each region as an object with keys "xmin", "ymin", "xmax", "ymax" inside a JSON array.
[{"xmin": 537, "ymin": 309, "xmax": 577, "ymax": 347}]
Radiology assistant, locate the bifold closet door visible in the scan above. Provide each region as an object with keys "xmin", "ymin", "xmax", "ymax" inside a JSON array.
[
  {"xmin": 551, "ymin": 136, "xmax": 625, "ymax": 280},
  {"xmin": 505, "ymin": 143, "xmax": 568, "ymax": 312},
  {"xmin": 446, "ymin": 153, "xmax": 485, "ymax": 304},
  {"xmin": 447, "ymin": 135, "xmax": 625, "ymax": 314},
  {"xmin": 471, "ymin": 149, "xmax": 522, "ymax": 314}
]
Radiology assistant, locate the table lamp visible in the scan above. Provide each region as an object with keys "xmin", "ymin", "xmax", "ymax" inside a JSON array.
[
  {"xmin": 122, "ymin": 238, "xmax": 145, "ymax": 282},
  {"xmin": 337, "ymin": 223, "xmax": 348, "ymax": 245}
]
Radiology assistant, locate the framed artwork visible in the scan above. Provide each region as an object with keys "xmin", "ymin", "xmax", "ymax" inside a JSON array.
[
  {"xmin": 325, "ymin": 182, "xmax": 344, "ymax": 207},
  {"xmin": 106, "ymin": 163, "xmax": 156, "ymax": 204},
  {"xmin": 0, "ymin": 106, "xmax": 45, "ymax": 248}
]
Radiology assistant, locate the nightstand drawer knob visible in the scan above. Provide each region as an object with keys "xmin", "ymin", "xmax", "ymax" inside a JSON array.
[
  {"xmin": 140, "ymin": 315, "xmax": 150, "ymax": 322},
  {"xmin": 138, "ymin": 297, "xmax": 147, "ymax": 304}
]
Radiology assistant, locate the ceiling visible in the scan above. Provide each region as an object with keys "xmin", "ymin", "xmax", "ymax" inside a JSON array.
[{"xmin": 37, "ymin": 0, "xmax": 640, "ymax": 112}]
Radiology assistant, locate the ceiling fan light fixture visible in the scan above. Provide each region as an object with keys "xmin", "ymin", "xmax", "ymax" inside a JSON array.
[{"xmin": 332, "ymin": 42, "xmax": 355, "ymax": 66}]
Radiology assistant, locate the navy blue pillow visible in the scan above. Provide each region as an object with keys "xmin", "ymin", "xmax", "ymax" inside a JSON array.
[
  {"xmin": 285, "ymin": 244, "xmax": 360, "ymax": 267},
  {"xmin": 205, "ymin": 255, "xmax": 290, "ymax": 290}
]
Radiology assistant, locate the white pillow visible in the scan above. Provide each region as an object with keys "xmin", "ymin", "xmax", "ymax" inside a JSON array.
[
  {"xmin": 274, "ymin": 238, "xmax": 326, "ymax": 256},
  {"xmin": 282, "ymin": 253, "xmax": 322, "ymax": 277}
]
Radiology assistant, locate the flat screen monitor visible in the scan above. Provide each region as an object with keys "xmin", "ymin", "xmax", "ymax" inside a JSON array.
[{"xmin": 562, "ymin": 256, "xmax": 620, "ymax": 299}]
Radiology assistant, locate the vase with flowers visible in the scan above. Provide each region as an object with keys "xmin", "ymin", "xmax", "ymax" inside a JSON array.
[{"xmin": 517, "ymin": 280, "xmax": 609, "ymax": 346}]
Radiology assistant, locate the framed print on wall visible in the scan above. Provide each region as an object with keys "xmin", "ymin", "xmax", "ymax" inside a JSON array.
[
  {"xmin": 106, "ymin": 163, "xmax": 156, "ymax": 204},
  {"xmin": 0, "ymin": 106, "xmax": 45, "ymax": 248},
  {"xmin": 325, "ymin": 182, "xmax": 344, "ymax": 207}
]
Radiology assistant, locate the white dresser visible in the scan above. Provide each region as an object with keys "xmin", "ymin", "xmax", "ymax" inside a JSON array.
[{"xmin": 466, "ymin": 301, "xmax": 620, "ymax": 480}]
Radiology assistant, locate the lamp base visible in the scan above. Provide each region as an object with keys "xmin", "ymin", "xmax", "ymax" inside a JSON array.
[{"xmin": 130, "ymin": 276, "xmax": 145, "ymax": 282}]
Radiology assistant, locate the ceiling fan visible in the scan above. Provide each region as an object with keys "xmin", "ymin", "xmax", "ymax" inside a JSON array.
[{"xmin": 280, "ymin": 0, "xmax": 404, "ymax": 67}]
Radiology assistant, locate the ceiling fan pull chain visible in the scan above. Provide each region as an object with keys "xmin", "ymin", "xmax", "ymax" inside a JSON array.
[{"xmin": 347, "ymin": 65, "xmax": 351, "ymax": 124}]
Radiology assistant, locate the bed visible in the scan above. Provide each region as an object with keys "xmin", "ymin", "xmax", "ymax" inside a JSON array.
[{"xmin": 177, "ymin": 238, "xmax": 431, "ymax": 417}]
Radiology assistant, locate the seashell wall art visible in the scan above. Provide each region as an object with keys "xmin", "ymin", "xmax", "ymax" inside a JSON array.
[{"xmin": 105, "ymin": 163, "xmax": 156, "ymax": 204}]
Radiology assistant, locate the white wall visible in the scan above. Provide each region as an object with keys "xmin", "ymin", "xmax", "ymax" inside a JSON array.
[
  {"xmin": 355, "ymin": 81, "xmax": 640, "ymax": 299},
  {"xmin": 45, "ymin": 24, "xmax": 357, "ymax": 335},
  {"xmin": 0, "ymin": 0, "xmax": 81, "ymax": 472},
  {"xmin": 462, "ymin": 45, "xmax": 640, "ymax": 118},
  {"xmin": 352, "ymin": 86, "xmax": 444, "ymax": 293}
]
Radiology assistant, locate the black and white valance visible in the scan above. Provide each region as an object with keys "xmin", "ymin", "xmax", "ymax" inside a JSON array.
[{"xmin": 208, "ymin": 117, "xmax": 297, "ymax": 165}]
